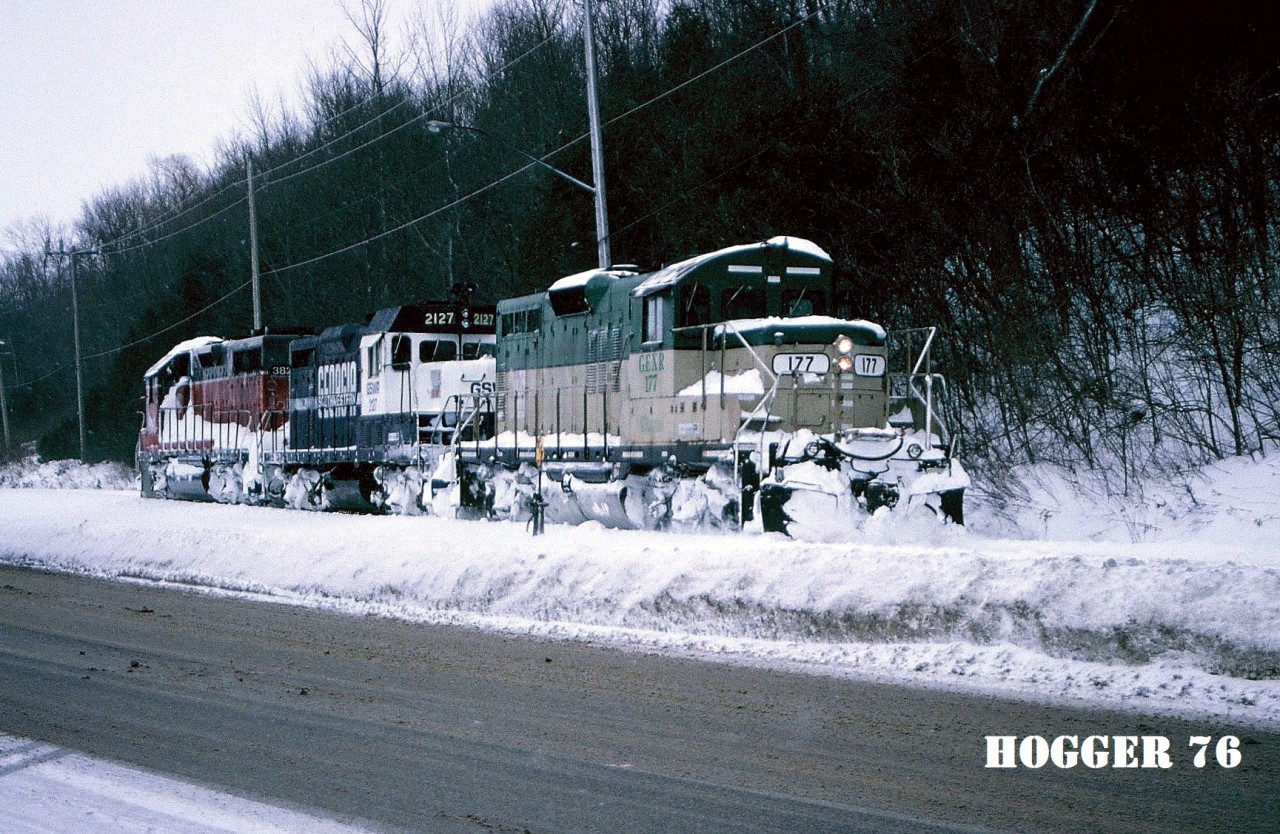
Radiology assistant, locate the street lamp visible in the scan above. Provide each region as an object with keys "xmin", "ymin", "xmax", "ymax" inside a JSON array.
[
  {"xmin": 425, "ymin": 119, "xmax": 611, "ymax": 268},
  {"xmin": 426, "ymin": 121, "xmax": 598, "ymax": 196},
  {"xmin": 423, "ymin": 0, "xmax": 611, "ymax": 270}
]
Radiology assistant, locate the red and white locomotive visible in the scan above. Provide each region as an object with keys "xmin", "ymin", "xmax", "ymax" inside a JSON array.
[{"xmin": 138, "ymin": 331, "xmax": 300, "ymax": 503}]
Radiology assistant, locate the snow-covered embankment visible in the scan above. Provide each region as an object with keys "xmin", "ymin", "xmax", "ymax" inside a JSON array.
[{"xmin": 1, "ymin": 479, "xmax": 1278, "ymax": 728}]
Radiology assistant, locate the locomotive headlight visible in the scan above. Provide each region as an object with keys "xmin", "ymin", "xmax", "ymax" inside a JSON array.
[
  {"xmin": 834, "ymin": 335, "xmax": 854, "ymax": 355},
  {"xmin": 836, "ymin": 355, "xmax": 854, "ymax": 373}
]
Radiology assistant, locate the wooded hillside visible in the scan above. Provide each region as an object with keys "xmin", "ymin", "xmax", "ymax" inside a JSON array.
[{"xmin": 1, "ymin": 0, "xmax": 1276, "ymax": 491}]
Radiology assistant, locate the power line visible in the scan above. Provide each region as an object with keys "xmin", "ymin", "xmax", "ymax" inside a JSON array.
[
  {"xmin": 92, "ymin": 76, "xmax": 421, "ymax": 251},
  {"xmin": 94, "ymin": 31, "xmax": 562, "ymax": 256},
  {"xmin": 5, "ymin": 5, "xmax": 847, "ymax": 385},
  {"xmin": 256, "ymin": 7, "xmax": 831, "ymax": 275},
  {"xmin": 82, "ymin": 280, "xmax": 253, "ymax": 364}
]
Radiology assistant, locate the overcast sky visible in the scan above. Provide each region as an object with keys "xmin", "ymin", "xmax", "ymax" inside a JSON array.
[{"xmin": 0, "ymin": 1, "xmax": 489, "ymax": 249}]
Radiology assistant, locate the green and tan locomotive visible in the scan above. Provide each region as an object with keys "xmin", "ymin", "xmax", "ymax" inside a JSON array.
[
  {"xmin": 139, "ymin": 236, "xmax": 966, "ymax": 537},
  {"xmin": 453, "ymin": 236, "xmax": 967, "ymax": 536}
]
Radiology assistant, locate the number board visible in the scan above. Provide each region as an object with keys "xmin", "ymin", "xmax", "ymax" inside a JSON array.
[
  {"xmin": 771, "ymin": 353, "xmax": 831, "ymax": 376},
  {"xmin": 852, "ymin": 354, "xmax": 886, "ymax": 377}
]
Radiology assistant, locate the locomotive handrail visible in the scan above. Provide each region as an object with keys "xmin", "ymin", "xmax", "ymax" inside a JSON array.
[
  {"xmin": 907, "ymin": 326, "xmax": 937, "ymax": 376},
  {"xmin": 673, "ymin": 321, "xmax": 779, "ymax": 404},
  {"xmin": 709, "ymin": 322, "xmax": 779, "ymax": 387},
  {"xmin": 260, "ymin": 409, "xmax": 288, "ymax": 459},
  {"xmin": 445, "ymin": 393, "xmax": 494, "ymax": 458},
  {"xmin": 898, "ymin": 371, "xmax": 954, "ymax": 448},
  {"xmin": 888, "ymin": 327, "xmax": 942, "ymax": 450}
]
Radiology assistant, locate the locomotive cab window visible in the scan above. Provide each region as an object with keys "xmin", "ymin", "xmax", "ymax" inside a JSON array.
[
  {"xmin": 232, "ymin": 348, "xmax": 262, "ymax": 374},
  {"xmin": 782, "ymin": 288, "xmax": 826, "ymax": 318},
  {"xmin": 263, "ymin": 340, "xmax": 291, "ymax": 371},
  {"xmin": 644, "ymin": 294, "xmax": 666, "ymax": 344},
  {"xmin": 499, "ymin": 308, "xmax": 541, "ymax": 337},
  {"xmin": 391, "ymin": 334, "xmax": 412, "ymax": 370},
  {"xmin": 196, "ymin": 345, "xmax": 224, "ymax": 369},
  {"xmin": 679, "ymin": 283, "xmax": 712, "ymax": 328},
  {"xmin": 462, "ymin": 342, "xmax": 494, "ymax": 360}
]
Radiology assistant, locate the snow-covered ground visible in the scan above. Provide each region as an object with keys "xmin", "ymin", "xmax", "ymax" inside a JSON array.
[
  {"xmin": 0, "ymin": 732, "xmax": 377, "ymax": 834},
  {"xmin": 2, "ymin": 452, "xmax": 1278, "ymax": 730}
]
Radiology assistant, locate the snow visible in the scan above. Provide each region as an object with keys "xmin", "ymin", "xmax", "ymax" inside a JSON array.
[
  {"xmin": 546, "ymin": 266, "xmax": 637, "ymax": 291},
  {"xmin": 631, "ymin": 236, "xmax": 831, "ymax": 297},
  {"xmin": 0, "ymin": 452, "xmax": 133, "ymax": 489},
  {"xmin": 144, "ymin": 335, "xmax": 222, "ymax": 377},
  {"xmin": 677, "ymin": 368, "xmax": 766, "ymax": 397},
  {"xmin": 714, "ymin": 315, "xmax": 887, "ymax": 342},
  {"xmin": 0, "ymin": 732, "xmax": 376, "ymax": 833},
  {"xmin": 2, "ymin": 451, "xmax": 1279, "ymax": 731},
  {"xmin": 765, "ymin": 235, "xmax": 831, "ymax": 261},
  {"xmin": 970, "ymin": 455, "xmax": 1280, "ymax": 546}
]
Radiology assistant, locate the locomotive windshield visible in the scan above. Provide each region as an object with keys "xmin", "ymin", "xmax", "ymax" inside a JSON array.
[
  {"xmin": 782, "ymin": 287, "xmax": 826, "ymax": 318},
  {"xmin": 419, "ymin": 340, "xmax": 457, "ymax": 362},
  {"xmin": 674, "ymin": 279, "xmax": 828, "ymax": 328},
  {"xmin": 233, "ymin": 348, "xmax": 262, "ymax": 374},
  {"xmin": 722, "ymin": 284, "xmax": 766, "ymax": 320}
]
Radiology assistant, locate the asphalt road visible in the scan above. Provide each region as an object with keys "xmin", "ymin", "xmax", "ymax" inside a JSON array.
[{"xmin": 0, "ymin": 565, "xmax": 1275, "ymax": 833}]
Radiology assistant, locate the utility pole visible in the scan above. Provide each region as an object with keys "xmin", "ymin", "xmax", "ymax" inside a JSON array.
[
  {"xmin": 583, "ymin": 0, "xmax": 611, "ymax": 270},
  {"xmin": 0, "ymin": 339, "xmax": 11, "ymax": 454},
  {"xmin": 248, "ymin": 156, "xmax": 262, "ymax": 332},
  {"xmin": 423, "ymin": 2, "xmax": 612, "ymax": 269},
  {"xmin": 70, "ymin": 252, "xmax": 87, "ymax": 462},
  {"xmin": 47, "ymin": 244, "xmax": 92, "ymax": 462}
]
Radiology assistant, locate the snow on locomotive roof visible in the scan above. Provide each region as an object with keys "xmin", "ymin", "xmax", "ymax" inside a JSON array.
[
  {"xmin": 144, "ymin": 336, "xmax": 222, "ymax": 377},
  {"xmin": 547, "ymin": 267, "xmax": 639, "ymax": 292},
  {"xmin": 631, "ymin": 236, "xmax": 832, "ymax": 298}
]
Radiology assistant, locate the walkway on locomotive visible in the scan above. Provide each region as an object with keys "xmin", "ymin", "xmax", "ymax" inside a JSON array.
[{"xmin": 486, "ymin": 236, "xmax": 899, "ymax": 470}]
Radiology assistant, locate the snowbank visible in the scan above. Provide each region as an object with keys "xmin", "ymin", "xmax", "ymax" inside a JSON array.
[
  {"xmin": 970, "ymin": 450, "xmax": 1280, "ymax": 546},
  {"xmin": 0, "ymin": 454, "xmax": 134, "ymax": 490},
  {"xmin": 1, "ymin": 475, "xmax": 1278, "ymax": 729}
]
